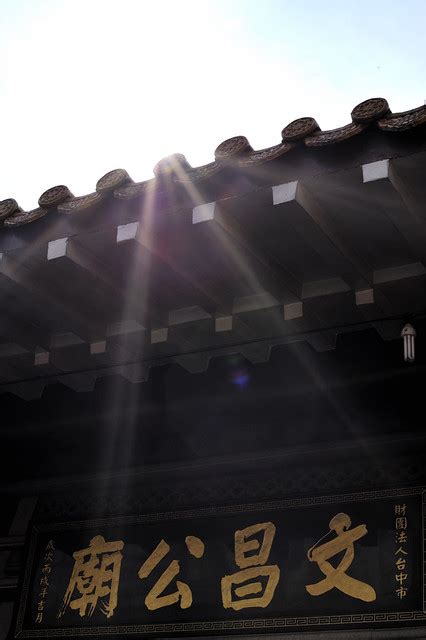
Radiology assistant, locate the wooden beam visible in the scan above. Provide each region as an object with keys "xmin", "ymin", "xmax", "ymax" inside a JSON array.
[
  {"xmin": 272, "ymin": 180, "xmax": 372, "ymax": 291},
  {"xmin": 362, "ymin": 158, "xmax": 426, "ymax": 264},
  {"xmin": 0, "ymin": 312, "xmax": 50, "ymax": 350},
  {"xmin": 116, "ymin": 221, "xmax": 220, "ymax": 316},
  {"xmin": 208, "ymin": 200, "xmax": 303, "ymax": 305},
  {"xmin": 0, "ymin": 252, "xmax": 105, "ymax": 342},
  {"xmin": 47, "ymin": 237, "xmax": 122, "ymax": 292}
]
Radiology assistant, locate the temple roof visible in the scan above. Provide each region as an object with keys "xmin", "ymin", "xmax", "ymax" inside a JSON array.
[
  {"xmin": 1, "ymin": 97, "xmax": 425, "ymax": 227},
  {"xmin": 0, "ymin": 96, "xmax": 426, "ymax": 400}
]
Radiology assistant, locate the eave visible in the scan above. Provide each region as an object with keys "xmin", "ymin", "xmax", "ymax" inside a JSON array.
[{"xmin": 0, "ymin": 97, "xmax": 425, "ymax": 399}]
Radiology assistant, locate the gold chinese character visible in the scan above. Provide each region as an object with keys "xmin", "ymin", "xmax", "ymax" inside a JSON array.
[
  {"xmin": 39, "ymin": 588, "xmax": 48, "ymax": 599},
  {"xmin": 395, "ymin": 517, "xmax": 407, "ymax": 530},
  {"xmin": 396, "ymin": 586, "xmax": 408, "ymax": 599},
  {"xmin": 306, "ymin": 512, "xmax": 376, "ymax": 602},
  {"xmin": 58, "ymin": 535, "xmax": 124, "ymax": 619},
  {"xmin": 35, "ymin": 612, "xmax": 43, "ymax": 624},
  {"xmin": 395, "ymin": 557, "xmax": 406, "ymax": 571},
  {"xmin": 221, "ymin": 522, "xmax": 280, "ymax": 611},
  {"xmin": 40, "ymin": 576, "xmax": 49, "ymax": 587},
  {"xmin": 395, "ymin": 572, "xmax": 408, "ymax": 585},
  {"xmin": 41, "ymin": 564, "xmax": 51, "ymax": 575},
  {"xmin": 37, "ymin": 601, "xmax": 44, "ymax": 612},
  {"xmin": 44, "ymin": 551, "xmax": 54, "ymax": 562},
  {"xmin": 46, "ymin": 540, "xmax": 55, "ymax": 551},
  {"xmin": 396, "ymin": 531, "xmax": 408, "ymax": 544},
  {"xmin": 138, "ymin": 535, "xmax": 205, "ymax": 611},
  {"xmin": 395, "ymin": 504, "xmax": 406, "ymax": 516},
  {"xmin": 395, "ymin": 546, "xmax": 408, "ymax": 556}
]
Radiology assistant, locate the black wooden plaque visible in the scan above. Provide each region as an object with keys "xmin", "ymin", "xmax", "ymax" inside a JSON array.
[{"xmin": 13, "ymin": 487, "xmax": 426, "ymax": 638}]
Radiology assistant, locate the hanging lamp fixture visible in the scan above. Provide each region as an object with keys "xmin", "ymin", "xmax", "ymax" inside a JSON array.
[{"xmin": 401, "ymin": 323, "xmax": 416, "ymax": 363}]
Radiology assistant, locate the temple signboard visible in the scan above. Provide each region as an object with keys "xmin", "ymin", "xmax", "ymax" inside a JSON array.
[{"xmin": 13, "ymin": 487, "xmax": 426, "ymax": 638}]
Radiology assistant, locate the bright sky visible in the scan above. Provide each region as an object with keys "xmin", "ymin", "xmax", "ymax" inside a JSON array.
[{"xmin": 0, "ymin": 0, "xmax": 424, "ymax": 209}]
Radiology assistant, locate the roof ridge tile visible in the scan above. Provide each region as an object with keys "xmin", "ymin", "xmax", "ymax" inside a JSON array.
[{"xmin": 1, "ymin": 98, "xmax": 425, "ymax": 228}]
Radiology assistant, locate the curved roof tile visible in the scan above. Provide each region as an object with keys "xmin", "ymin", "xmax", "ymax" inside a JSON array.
[
  {"xmin": 4, "ymin": 207, "xmax": 47, "ymax": 227},
  {"xmin": 153, "ymin": 154, "xmax": 192, "ymax": 177},
  {"xmin": 281, "ymin": 117, "xmax": 320, "ymax": 142},
  {"xmin": 0, "ymin": 199, "xmax": 21, "ymax": 221},
  {"xmin": 305, "ymin": 122, "xmax": 367, "ymax": 147},
  {"xmin": 96, "ymin": 169, "xmax": 132, "ymax": 194},
  {"xmin": 351, "ymin": 97, "xmax": 390, "ymax": 123},
  {"xmin": 378, "ymin": 105, "xmax": 426, "ymax": 131},
  {"xmin": 57, "ymin": 192, "xmax": 104, "ymax": 214},
  {"xmin": 238, "ymin": 142, "xmax": 294, "ymax": 166},
  {"xmin": 114, "ymin": 178, "xmax": 157, "ymax": 200},
  {"xmin": 38, "ymin": 185, "xmax": 73, "ymax": 209},
  {"xmin": 215, "ymin": 136, "xmax": 253, "ymax": 161},
  {"xmin": 173, "ymin": 161, "xmax": 222, "ymax": 183}
]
